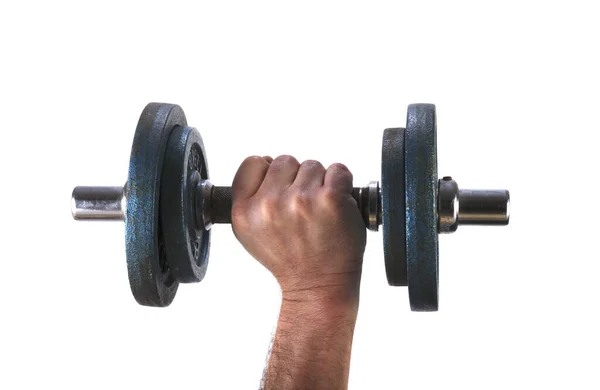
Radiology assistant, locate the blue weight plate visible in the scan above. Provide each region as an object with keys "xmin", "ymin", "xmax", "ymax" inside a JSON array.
[
  {"xmin": 125, "ymin": 103, "xmax": 185, "ymax": 307},
  {"xmin": 405, "ymin": 104, "xmax": 439, "ymax": 311},
  {"xmin": 381, "ymin": 128, "xmax": 407, "ymax": 286},
  {"xmin": 161, "ymin": 126, "xmax": 211, "ymax": 283}
]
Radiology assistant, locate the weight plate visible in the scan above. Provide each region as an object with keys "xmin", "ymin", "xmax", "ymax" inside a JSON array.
[
  {"xmin": 161, "ymin": 126, "xmax": 211, "ymax": 283},
  {"xmin": 405, "ymin": 103, "xmax": 439, "ymax": 311},
  {"xmin": 125, "ymin": 103, "xmax": 184, "ymax": 307},
  {"xmin": 381, "ymin": 128, "xmax": 407, "ymax": 286}
]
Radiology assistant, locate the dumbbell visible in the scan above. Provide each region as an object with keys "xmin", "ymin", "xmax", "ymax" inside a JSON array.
[{"xmin": 71, "ymin": 103, "xmax": 509, "ymax": 311}]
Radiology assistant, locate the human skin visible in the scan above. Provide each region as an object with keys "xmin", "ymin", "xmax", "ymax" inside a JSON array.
[{"xmin": 231, "ymin": 155, "xmax": 367, "ymax": 390}]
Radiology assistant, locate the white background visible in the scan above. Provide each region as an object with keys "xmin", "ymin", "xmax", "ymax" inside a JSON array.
[{"xmin": 1, "ymin": 1, "xmax": 598, "ymax": 389}]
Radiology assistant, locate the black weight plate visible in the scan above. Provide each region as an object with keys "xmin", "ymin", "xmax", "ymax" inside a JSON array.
[
  {"xmin": 161, "ymin": 126, "xmax": 211, "ymax": 283},
  {"xmin": 125, "ymin": 103, "xmax": 184, "ymax": 307},
  {"xmin": 381, "ymin": 128, "xmax": 407, "ymax": 286},
  {"xmin": 405, "ymin": 103, "xmax": 439, "ymax": 311}
]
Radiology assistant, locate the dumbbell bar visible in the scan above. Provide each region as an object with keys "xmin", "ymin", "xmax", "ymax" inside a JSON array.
[
  {"xmin": 71, "ymin": 103, "xmax": 509, "ymax": 311},
  {"xmin": 72, "ymin": 184, "xmax": 508, "ymax": 233}
]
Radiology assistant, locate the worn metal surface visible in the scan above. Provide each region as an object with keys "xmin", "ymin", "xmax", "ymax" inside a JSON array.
[
  {"xmin": 355, "ymin": 181, "xmax": 381, "ymax": 232},
  {"xmin": 125, "ymin": 103, "xmax": 184, "ymax": 307},
  {"xmin": 438, "ymin": 177, "xmax": 459, "ymax": 233},
  {"xmin": 438, "ymin": 178, "xmax": 511, "ymax": 232},
  {"xmin": 71, "ymin": 186, "xmax": 125, "ymax": 220},
  {"xmin": 458, "ymin": 189, "xmax": 510, "ymax": 225},
  {"xmin": 196, "ymin": 180, "xmax": 215, "ymax": 229},
  {"xmin": 405, "ymin": 104, "xmax": 439, "ymax": 311},
  {"xmin": 161, "ymin": 126, "xmax": 211, "ymax": 283},
  {"xmin": 381, "ymin": 128, "xmax": 407, "ymax": 286}
]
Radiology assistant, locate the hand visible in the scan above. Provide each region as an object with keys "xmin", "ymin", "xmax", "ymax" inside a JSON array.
[{"xmin": 231, "ymin": 155, "xmax": 367, "ymax": 306}]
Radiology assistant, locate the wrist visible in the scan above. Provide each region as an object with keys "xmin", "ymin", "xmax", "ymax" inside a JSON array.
[
  {"xmin": 275, "ymin": 256, "xmax": 363, "ymax": 327},
  {"xmin": 267, "ymin": 289, "xmax": 358, "ymax": 390},
  {"xmin": 278, "ymin": 263, "xmax": 362, "ymax": 307},
  {"xmin": 279, "ymin": 288, "xmax": 360, "ymax": 328}
]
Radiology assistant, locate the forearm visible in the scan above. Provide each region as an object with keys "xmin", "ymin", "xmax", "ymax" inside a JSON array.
[{"xmin": 262, "ymin": 293, "xmax": 359, "ymax": 390}]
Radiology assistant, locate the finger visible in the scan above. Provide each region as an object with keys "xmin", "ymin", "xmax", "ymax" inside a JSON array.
[
  {"xmin": 292, "ymin": 160, "xmax": 326, "ymax": 190},
  {"xmin": 232, "ymin": 156, "xmax": 271, "ymax": 201},
  {"xmin": 323, "ymin": 163, "xmax": 353, "ymax": 193},
  {"xmin": 258, "ymin": 155, "xmax": 300, "ymax": 194},
  {"xmin": 263, "ymin": 156, "xmax": 273, "ymax": 163}
]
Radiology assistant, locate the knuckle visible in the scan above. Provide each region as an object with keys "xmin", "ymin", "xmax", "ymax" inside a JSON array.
[
  {"xmin": 288, "ymin": 191, "xmax": 311, "ymax": 214},
  {"xmin": 320, "ymin": 186, "xmax": 341, "ymax": 206},
  {"xmin": 327, "ymin": 162, "xmax": 353, "ymax": 182},
  {"xmin": 231, "ymin": 201, "xmax": 250, "ymax": 227},
  {"xmin": 259, "ymin": 195, "xmax": 280, "ymax": 220},
  {"xmin": 273, "ymin": 154, "xmax": 299, "ymax": 167},
  {"xmin": 301, "ymin": 159, "xmax": 325, "ymax": 171},
  {"xmin": 242, "ymin": 155, "xmax": 266, "ymax": 167},
  {"xmin": 329, "ymin": 162, "xmax": 349, "ymax": 172}
]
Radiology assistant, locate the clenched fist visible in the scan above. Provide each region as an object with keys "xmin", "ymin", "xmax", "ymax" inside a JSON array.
[{"xmin": 231, "ymin": 155, "xmax": 367, "ymax": 305}]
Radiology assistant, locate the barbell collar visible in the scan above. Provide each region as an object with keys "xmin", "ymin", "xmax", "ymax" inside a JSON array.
[{"xmin": 437, "ymin": 177, "xmax": 510, "ymax": 233}]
